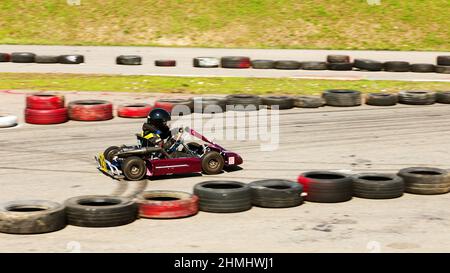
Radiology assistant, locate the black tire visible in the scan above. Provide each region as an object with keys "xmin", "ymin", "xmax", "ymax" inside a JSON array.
[
  {"xmin": 354, "ymin": 59, "xmax": 383, "ymax": 71},
  {"xmin": 225, "ymin": 94, "xmax": 261, "ymax": 111},
  {"xmin": 251, "ymin": 60, "xmax": 275, "ymax": 69},
  {"xmin": 299, "ymin": 171, "xmax": 352, "ymax": 203},
  {"xmin": 193, "ymin": 57, "xmax": 219, "ymax": 68},
  {"xmin": 249, "ymin": 179, "xmax": 303, "ymax": 208},
  {"xmin": 327, "ymin": 55, "xmax": 350, "ymax": 63},
  {"xmin": 398, "ymin": 91, "xmax": 436, "ymax": 105},
  {"xmin": 365, "ymin": 93, "xmax": 398, "ymax": 106},
  {"xmin": 261, "ymin": 96, "xmax": 294, "ymax": 110},
  {"xmin": 327, "ymin": 62, "xmax": 354, "ymax": 71},
  {"xmin": 35, "ymin": 55, "xmax": 59, "ymax": 64},
  {"xmin": 301, "ymin": 61, "xmax": 328, "ymax": 70},
  {"xmin": 122, "ymin": 156, "xmax": 147, "ymax": 181},
  {"xmin": 436, "ymin": 91, "xmax": 450, "ymax": 104},
  {"xmin": 383, "ymin": 61, "xmax": 410, "ymax": 72},
  {"xmin": 398, "ymin": 167, "xmax": 450, "ymax": 195},
  {"xmin": 192, "ymin": 96, "xmax": 226, "ymax": 113},
  {"xmin": 104, "ymin": 146, "xmax": 120, "ymax": 162},
  {"xmin": 435, "ymin": 65, "xmax": 450, "ymax": 74},
  {"xmin": 11, "ymin": 52, "xmax": 36, "ymax": 63},
  {"xmin": 274, "ymin": 60, "xmax": 301, "ymax": 70},
  {"xmin": 155, "ymin": 59, "xmax": 176, "ymax": 66},
  {"xmin": 294, "ymin": 96, "xmax": 325, "ymax": 108},
  {"xmin": 59, "ymin": 55, "xmax": 84, "ymax": 64},
  {"xmin": 437, "ymin": 56, "xmax": 450, "ymax": 66},
  {"xmin": 0, "ymin": 53, "xmax": 10, "ymax": 62},
  {"xmin": 351, "ymin": 173, "xmax": 404, "ymax": 199},
  {"xmin": 193, "ymin": 181, "xmax": 252, "ymax": 213},
  {"xmin": 220, "ymin": 56, "xmax": 251, "ymax": 68},
  {"xmin": 116, "ymin": 55, "xmax": 142, "ymax": 65},
  {"xmin": 64, "ymin": 195, "xmax": 138, "ymax": 227},
  {"xmin": 322, "ymin": 89, "xmax": 362, "ymax": 107},
  {"xmin": 410, "ymin": 63, "xmax": 435, "ymax": 73},
  {"xmin": 201, "ymin": 151, "xmax": 224, "ymax": 175},
  {"xmin": 0, "ymin": 200, "xmax": 66, "ymax": 234}
]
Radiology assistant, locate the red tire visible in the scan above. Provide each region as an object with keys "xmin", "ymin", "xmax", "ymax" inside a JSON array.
[
  {"xmin": 68, "ymin": 100, "xmax": 113, "ymax": 121},
  {"xmin": 117, "ymin": 103, "xmax": 152, "ymax": 118},
  {"xmin": 137, "ymin": 191, "xmax": 199, "ymax": 219},
  {"xmin": 26, "ymin": 93, "xmax": 65, "ymax": 110},
  {"xmin": 154, "ymin": 98, "xmax": 193, "ymax": 113},
  {"xmin": 221, "ymin": 56, "xmax": 251, "ymax": 68},
  {"xmin": 25, "ymin": 108, "xmax": 68, "ymax": 125},
  {"xmin": 155, "ymin": 60, "xmax": 176, "ymax": 67}
]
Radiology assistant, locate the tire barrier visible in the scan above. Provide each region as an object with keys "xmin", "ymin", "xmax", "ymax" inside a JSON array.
[
  {"xmin": 327, "ymin": 62, "xmax": 354, "ymax": 71},
  {"xmin": 116, "ymin": 55, "xmax": 142, "ymax": 65},
  {"xmin": 221, "ymin": 56, "xmax": 251, "ymax": 68},
  {"xmin": 192, "ymin": 96, "xmax": 226, "ymax": 113},
  {"xmin": 435, "ymin": 65, "xmax": 450, "ymax": 74},
  {"xmin": 248, "ymin": 179, "xmax": 303, "ymax": 208},
  {"xmin": 68, "ymin": 100, "xmax": 113, "ymax": 121},
  {"xmin": 35, "ymin": 55, "xmax": 59, "ymax": 64},
  {"xmin": 261, "ymin": 96, "xmax": 294, "ymax": 110},
  {"xmin": 274, "ymin": 60, "xmax": 301, "ymax": 70},
  {"xmin": 251, "ymin": 60, "xmax": 275, "ymax": 69},
  {"xmin": 137, "ymin": 191, "xmax": 199, "ymax": 219},
  {"xmin": 327, "ymin": 55, "xmax": 350, "ymax": 63},
  {"xmin": 155, "ymin": 59, "xmax": 176, "ymax": 67},
  {"xmin": 11, "ymin": 52, "xmax": 36, "ymax": 63},
  {"xmin": 298, "ymin": 171, "xmax": 353, "ymax": 203},
  {"xmin": 225, "ymin": 94, "xmax": 261, "ymax": 111},
  {"xmin": 354, "ymin": 59, "xmax": 383, "ymax": 71},
  {"xmin": 0, "ymin": 53, "xmax": 11, "ymax": 62},
  {"xmin": 26, "ymin": 93, "xmax": 65, "ymax": 110},
  {"xmin": 322, "ymin": 89, "xmax": 362, "ymax": 107},
  {"xmin": 0, "ymin": 115, "xmax": 18, "ymax": 128},
  {"xmin": 154, "ymin": 98, "xmax": 193, "ymax": 114},
  {"xmin": 437, "ymin": 56, "xmax": 450, "ymax": 66},
  {"xmin": 410, "ymin": 63, "xmax": 435, "ymax": 73},
  {"xmin": 293, "ymin": 96, "xmax": 325, "ymax": 108},
  {"xmin": 398, "ymin": 91, "xmax": 436, "ymax": 105},
  {"xmin": 25, "ymin": 108, "xmax": 68, "ymax": 125},
  {"xmin": 194, "ymin": 181, "xmax": 252, "ymax": 213},
  {"xmin": 65, "ymin": 195, "xmax": 138, "ymax": 227},
  {"xmin": 365, "ymin": 93, "xmax": 398, "ymax": 106},
  {"xmin": 436, "ymin": 91, "xmax": 450, "ymax": 104},
  {"xmin": 59, "ymin": 55, "xmax": 84, "ymax": 64},
  {"xmin": 398, "ymin": 167, "xmax": 450, "ymax": 195},
  {"xmin": 383, "ymin": 61, "xmax": 410, "ymax": 72},
  {"xmin": 351, "ymin": 173, "xmax": 404, "ymax": 199},
  {"xmin": 301, "ymin": 61, "xmax": 328, "ymax": 70},
  {"xmin": 117, "ymin": 103, "xmax": 152, "ymax": 118},
  {"xmin": 0, "ymin": 200, "xmax": 66, "ymax": 234},
  {"xmin": 193, "ymin": 57, "xmax": 219, "ymax": 68}
]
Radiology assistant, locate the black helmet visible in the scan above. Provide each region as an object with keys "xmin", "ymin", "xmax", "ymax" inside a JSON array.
[{"xmin": 147, "ymin": 108, "xmax": 171, "ymax": 124}]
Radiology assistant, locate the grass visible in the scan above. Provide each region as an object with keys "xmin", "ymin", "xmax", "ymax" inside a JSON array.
[
  {"xmin": 0, "ymin": 0, "xmax": 448, "ymax": 50},
  {"xmin": 1, "ymin": 73, "xmax": 449, "ymax": 95}
]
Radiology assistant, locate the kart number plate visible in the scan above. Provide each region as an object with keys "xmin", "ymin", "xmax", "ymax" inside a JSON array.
[
  {"xmin": 99, "ymin": 154, "xmax": 108, "ymax": 172},
  {"xmin": 228, "ymin": 156, "xmax": 235, "ymax": 165}
]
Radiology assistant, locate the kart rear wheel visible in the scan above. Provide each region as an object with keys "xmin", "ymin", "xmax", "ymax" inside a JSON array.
[
  {"xmin": 201, "ymin": 151, "xmax": 224, "ymax": 175},
  {"xmin": 104, "ymin": 146, "xmax": 120, "ymax": 162},
  {"xmin": 122, "ymin": 156, "xmax": 147, "ymax": 181}
]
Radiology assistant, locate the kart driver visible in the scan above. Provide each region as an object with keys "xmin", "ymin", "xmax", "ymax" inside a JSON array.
[{"xmin": 141, "ymin": 108, "xmax": 172, "ymax": 148}]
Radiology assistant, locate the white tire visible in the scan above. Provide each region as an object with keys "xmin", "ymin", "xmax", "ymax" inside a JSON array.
[{"xmin": 0, "ymin": 115, "xmax": 18, "ymax": 128}]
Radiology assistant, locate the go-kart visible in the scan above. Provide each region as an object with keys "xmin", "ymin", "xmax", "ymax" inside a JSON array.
[{"xmin": 95, "ymin": 127, "xmax": 243, "ymax": 181}]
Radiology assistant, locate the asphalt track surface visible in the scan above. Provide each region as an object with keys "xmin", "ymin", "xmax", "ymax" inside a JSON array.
[
  {"xmin": 0, "ymin": 45, "xmax": 449, "ymax": 82},
  {"xmin": 0, "ymin": 90, "xmax": 449, "ymax": 252}
]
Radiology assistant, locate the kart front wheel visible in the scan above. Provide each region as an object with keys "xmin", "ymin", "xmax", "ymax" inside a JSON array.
[
  {"xmin": 104, "ymin": 146, "xmax": 120, "ymax": 162},
  {"xmin": 201, "ymin": 151, "xmax": 224, "ymax": 175},
  {"xmin": 122, "ymin": 156, "xmax": 147, "ymax": 181}
]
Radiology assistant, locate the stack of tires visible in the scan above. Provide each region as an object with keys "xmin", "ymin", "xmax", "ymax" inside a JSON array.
[
  {"xmin": 25, "ymin": 93, "xmax": 68, "ymax": 125},
  {"xmin": 436, "ymin": 56, "xmax": 450, "ymax": 74}
]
